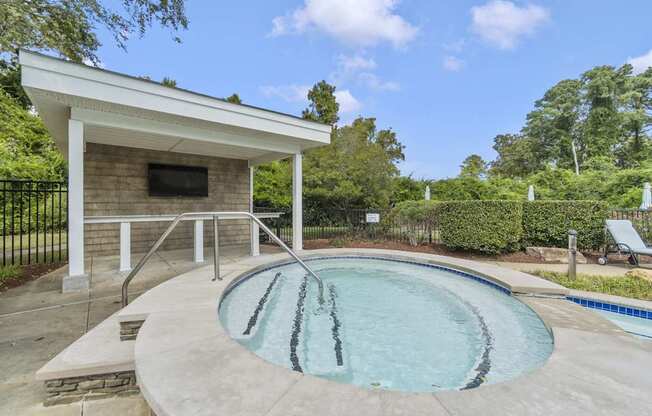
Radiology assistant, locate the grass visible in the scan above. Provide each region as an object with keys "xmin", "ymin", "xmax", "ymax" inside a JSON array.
[
  {"xmin": 533, "ymin": 271, "xmax": 652, "ymax": 301},
  {"xmin": 2, "ymin": 231, "xmax": 67, "ymax": 250},
  {"xmin": 0, "ymin": 264, "xmax": 21, "ymax": 288}
]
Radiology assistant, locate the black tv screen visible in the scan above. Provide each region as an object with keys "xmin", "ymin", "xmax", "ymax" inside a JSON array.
[{"xmin": 148, "ymin": 164, "xmax": 208, "ymax": 197}]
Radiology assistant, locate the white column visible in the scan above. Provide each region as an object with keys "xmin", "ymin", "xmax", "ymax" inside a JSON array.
[
  {"xmin": 292, "ymin": 153, "xmax": 303, "ymax": 251},
  {"xmin": 64, "ymin": 119, "xmax": 87, "ymax": 291},
  {"xmin": 251, "ymin": 222, "xmax": 260, "ymax": 256},
  {"xmin": 119, "ymin": 222, "xmax": 131, "ymax": 272},
  {"xmin": 249, "ymin": 167, "xmax": 260, "ymax": 256},
  {"xmin": 194, "ymin": 220, "xmax": 204, "ymax": 263}
]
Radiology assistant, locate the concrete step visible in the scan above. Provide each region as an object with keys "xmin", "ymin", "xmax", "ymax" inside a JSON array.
[
  {"xmin": 36, "ymin": 314, "xmax": 134, "ymax": 382},
  {"xmin": 35, "ymin": 313, "xmax": 138, "ymax": 406}
]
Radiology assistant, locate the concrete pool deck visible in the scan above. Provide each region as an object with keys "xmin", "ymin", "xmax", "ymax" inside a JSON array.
[
  {"xmin": 127, "ymin": 249, "xmax": 651, "ymax": 415},
  {"xmin": 2, "ymin": 247, "xmax": 651, "ymax": 415},
  {"xmin": 0, "ymin": 245, "xmax": 278, "ymax": 415}
]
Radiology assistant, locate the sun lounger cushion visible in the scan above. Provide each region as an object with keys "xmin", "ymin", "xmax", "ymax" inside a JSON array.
[{"xmin": 605, "ymin": 220, "xmax": 650, "ymax": 253}]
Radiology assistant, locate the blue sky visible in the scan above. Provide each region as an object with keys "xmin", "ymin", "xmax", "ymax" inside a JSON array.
[{"xmin": 95, "ymin": 0, "xmax": 652, "ymax": 179}]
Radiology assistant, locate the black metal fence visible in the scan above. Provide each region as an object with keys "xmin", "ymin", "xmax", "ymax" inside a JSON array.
[
  {"xmin": 1, "ymin": 180, "xmax": 68, "ymax": 266},
  {"xmin": 610, "ymin": 209, "xmax": 652, "ymax": 242},
  {"xmin": 1, "ymin": 183, "xmax": 650, "ymax": 267},
  {"xmin": 256, "ymin": 207, "xmax": 437, "ymax": 246},
  {"xmin": 257, "ymin": 207, "xmax": 652, "ymax": 248}
]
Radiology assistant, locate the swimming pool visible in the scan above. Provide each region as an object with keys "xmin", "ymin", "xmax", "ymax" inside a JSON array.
[
  {"xmin": 219, "ymin": 257, "xmax": 553, "ymax": 393},
  {"xmin": 597, "ymin": 310, "xmax": 652, "ymax": 340}
]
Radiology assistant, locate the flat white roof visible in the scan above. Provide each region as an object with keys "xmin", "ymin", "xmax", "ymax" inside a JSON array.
[{"xmin": 19, "ymin": 50, "xmax": 331, "ymax": 165}]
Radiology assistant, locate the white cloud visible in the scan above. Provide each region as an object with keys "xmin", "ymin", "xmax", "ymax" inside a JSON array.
[
  {"xmin": 470, "ymin": 1, "xmax": 549, "ymax": 50},
  {"xmin": 443, "ymin": 39, "xmax": 466, "ymax": 53},
  {"xmin": 336, "ymin": 54, "xmax": 376, "ymax": 73},
  {"xmin": 260, "ymin": 84, "xmax": 361, "ymax": 114},
  {"xmin": 270, "ymin": 0, "xmax": 418, "ymax": 48},
  {"xmin": 331, "ymin": 54, "xmax": 399, "ymax": 92},
  {"xmin": 627, "ymin": 49, "xmax": 652, "ymax": 75},
  {"xmin": 358, "ymin": 72, "xmax": 400, "ymax": 91},
  {"xmin": 270, "ymin": 16, "xmax": 288, "ymax": 36},
  {"xmin": 443, "ymin": 56, "xmax": 465, "ymax": 72},
  {"xmin": 260, "ymin": 84, "xmax": 310, "ymax": 102},
  {"xmin": 334, "ymin": 90, "xmax": 362, "ymax": 113}
]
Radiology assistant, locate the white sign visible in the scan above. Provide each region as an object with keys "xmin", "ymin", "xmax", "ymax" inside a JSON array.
[{"xmin": 366, "ymin": 213, "xmax": 380, "ymax": 223}]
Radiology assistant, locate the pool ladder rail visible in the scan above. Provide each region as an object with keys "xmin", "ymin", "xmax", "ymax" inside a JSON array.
[{"xmin": 120, "ymin": 211, "xmax": 325, "ymax": 307}]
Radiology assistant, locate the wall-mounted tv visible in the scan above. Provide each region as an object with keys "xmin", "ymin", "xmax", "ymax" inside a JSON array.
[{"xmin": 148, "ymin": 163, "xmax": 208, "ymax": 197}]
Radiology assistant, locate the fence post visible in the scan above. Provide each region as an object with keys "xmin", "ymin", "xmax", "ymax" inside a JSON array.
[{"xmin": 568, "ymin": 229, "xmax": 577, "ymax": 280}]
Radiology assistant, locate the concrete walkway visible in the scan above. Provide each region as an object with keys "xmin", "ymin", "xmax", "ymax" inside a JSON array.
[{"xmin": 0, "ymin": 246, "xmax": 275, "ymax": 415}]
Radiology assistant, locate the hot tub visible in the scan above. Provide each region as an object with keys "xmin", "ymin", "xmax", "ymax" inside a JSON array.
[{"xmin": 219, "ymin": 256, "xmax": 553, "ymax": 392}]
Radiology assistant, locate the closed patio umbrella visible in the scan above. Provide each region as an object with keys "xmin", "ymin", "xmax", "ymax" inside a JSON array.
[
  {"xmin": 425, "ymin": 185, "xmax": 431, "ymax": 201},
  {"xmin": 640, "ymin": 182, "xmax": 652, "ymax": 210},
  {"xmin": 527, "ymin": 185, "xmax": 535, "ymax": 201}
]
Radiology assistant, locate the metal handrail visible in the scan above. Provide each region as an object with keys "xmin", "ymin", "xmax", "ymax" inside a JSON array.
[{"xmin": 121, "ymin": 211, "xmax": 324, "ymax": 307}]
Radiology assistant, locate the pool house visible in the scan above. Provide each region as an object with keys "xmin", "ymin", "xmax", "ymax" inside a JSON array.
[{"xmin": 19, "ymin": 49, "xmax": 331, "ymax": 292}]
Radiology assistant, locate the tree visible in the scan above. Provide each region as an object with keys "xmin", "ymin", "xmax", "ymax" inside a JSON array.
[
  {"xmin": 580, "ymin": 65, "xmax": 628, "ymax": 165},
  {"xmin": 0, "ymin": 0, "xmax": 188, "ymax": 107},
  {"xmin": 302, "ymin": 81, "xmax": 339, "ymax": 125},
  {"xmin": 303, "ymin": 117, "xmax": 402, "ymax": 209},
  {"xmin": 390, "ymin": 176, "xmax": 428, "ymax": 204},
  {"xmin": 479, "ymin": 63, "xmax": 652, "ymax": 178},
  {"xmin": 374, "ymin": 125, "xmax": 405, "ymax": 164},
  {"xmin": 619, "ymin": 66, "xmax": 652, "ymax": 166},
  {"xmin": 522, "ymin": 79, "xmax": 584, "ymax": 174},
  {"xmin": 225, "ymin": 93, "xmax": 242, "ymax": 104},
  {"xmin": 490, "ymin": 134, "xmax": 541, "ymax": 177},
  {"xmin": 0, "ymin": 60, "xmax": 30, "ymax": 108},
  {"xmin": 0, "ymin": 90, "xmax": 65, "ymax": 180},
  {"xmin": 161, "ymin": 77, "xmax": 177, "ymax": 88},
  {"xmin": 0, "ymin": 0, "xmax": 188, "ymax": 66},
  {"xmin": 459, "ymin": 154, "xmax": 487, "ymax": 178},
  {"xmin": 254, "ymin": 81, "xmax": 405, "ymax": 211}
]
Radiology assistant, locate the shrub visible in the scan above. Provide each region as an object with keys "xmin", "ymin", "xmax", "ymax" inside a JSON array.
[
  {"xmin": 330, "ymin": 237, "xmax": 350, "ymax": 248},
  {"xmin": 392, "ymin": 200, "xmax": 441, "ymax": 246},
  {"xmin": 439, "ymin": 201, "xmax": 523, "ymax": 254},
  {"xmin": 522, "ymin": 201, "xmax": 608, "ymax": 249},
  {"xmin": 0, "ymin": 264, "xmax": 20, "ymax": 289}
]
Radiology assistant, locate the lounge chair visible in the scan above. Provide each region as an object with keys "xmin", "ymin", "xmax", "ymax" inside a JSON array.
[{"xmin": 601, "ymin": 220, "xmax": 652, "ymax": 266}]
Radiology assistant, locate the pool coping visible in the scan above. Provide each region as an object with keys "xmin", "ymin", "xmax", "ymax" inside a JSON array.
[{"xmin": 129, "ymin": 249, "xmax": 652, "ymax": 416}]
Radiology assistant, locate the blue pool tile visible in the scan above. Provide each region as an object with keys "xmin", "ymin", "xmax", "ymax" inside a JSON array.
[{"xmin": 564, "ymin": 295, "xmax": 652, "ymax": 323}]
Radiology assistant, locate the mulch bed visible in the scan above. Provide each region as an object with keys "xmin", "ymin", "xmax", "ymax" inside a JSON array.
[
  {"xmin": 302, "ymin": 239, "xmax": 606, "ymax": 264},
  {"xmin": 0, "ymin": 262, "xmax": 64, "ymax": 292}
]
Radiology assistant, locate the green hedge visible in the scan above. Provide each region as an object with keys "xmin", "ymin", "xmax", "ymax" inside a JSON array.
[
  {"xmin": 522, "ymin": 201, "xmax": 608, "ymax": 249},
  {"xmin": 439, "ymin": 201, "xmax": 523, "ymax": 254},
  {"xmin": 391, "ymin": 199, "xmax": 609, "ymax": 254}
]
